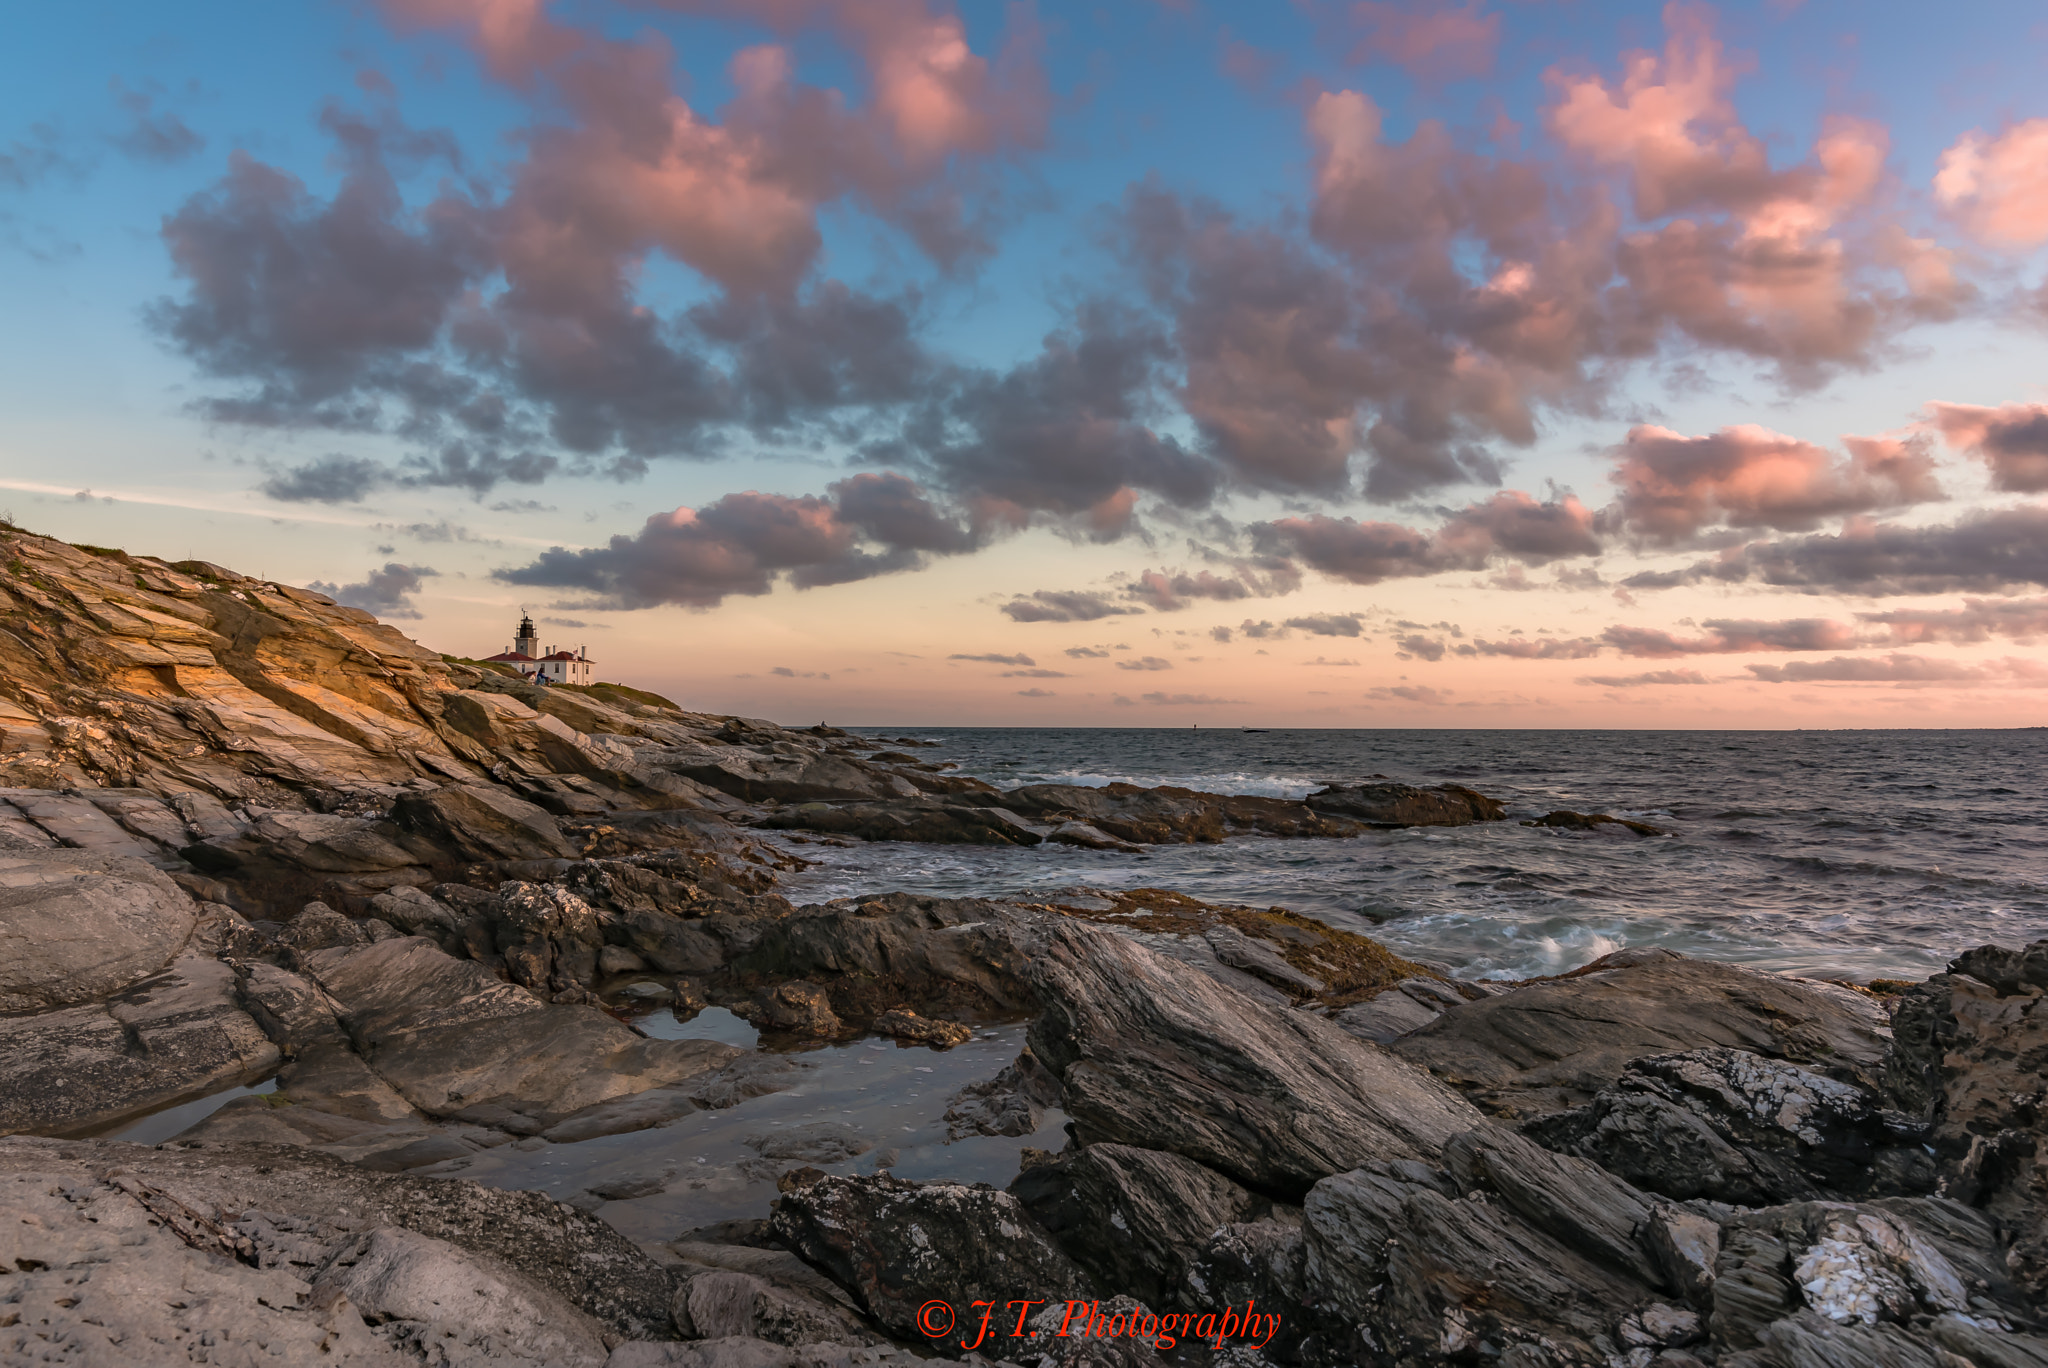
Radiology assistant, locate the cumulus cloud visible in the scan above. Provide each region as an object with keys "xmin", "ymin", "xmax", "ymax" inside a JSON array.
[
  {"xmin": 1934, "ymin": 120, "xmax": 2048, "ymax": 248},
  {"xmin": 1065, "ymin": 645, "xmax": 1110, "ymax": 657},
  {"xmin": 1395, "ymin": 634, "xmax": 1446, "ymax": 661},
  {"xmin": 1015, "ymin": 687, "xmax": 1056, "ymax": 697},
  {"xmin": 306, "ymin": 562, "xmax": 438, "ymax": 619},
  {"xmin": 1601, "ymin": 617, "xmax": 1861, "ymax": 657},
  {"xmin": 1926, "ymin": 402, "xmax": 2048, "ymax": 493},
  {"xmin": 1001, "ymin": 667, "xmax": 1068, "ymax": 678},
  {"xmin": 1579, "ymin": 669, "xmax": 1713, "ymax": 687},
  {"xmin": 497, "ymin": 472, "xmax": 980, "ymax": 608},
  {"xmin": 1115, "ymin": 656, "xmax": 1174, "ymax": 671},
  {"xmin": 1607, "ymin": 424, "xmax": 1941, "ymax": 542},
  {"xmin": 262, "ymin": 454, "xmax": 392, "ymax": 503},
  {"xmin": 1001, "ymin": 590, "xmax": 1146, "ymax": 623}
]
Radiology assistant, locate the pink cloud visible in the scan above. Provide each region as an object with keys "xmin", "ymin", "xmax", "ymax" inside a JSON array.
[
  {"xmin": 1746, "ymin": 654, "xmax": 2048, "ymax": 686},
  {"xmin": 1857, "ymin": 596, "xmax": 2048, "ymax": 644},
  {"xmin": 1609, "ymin": 423, "xmax": 1941, "ymax": 542},
  {"xmin": 1934, "ymin": 119, "xmax": 2048, "ymax": 248},
  {"xmin": 1925, "ymin": 401, "xmax": 2048, "ymax": 493}
]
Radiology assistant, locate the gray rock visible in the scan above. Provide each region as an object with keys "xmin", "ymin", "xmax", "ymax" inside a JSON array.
[
  {"xmin": 1524, "ymin": 1047, "xmax": 1935, "ymax": 1206},
  {"xmin": 944, "ymin": 1049, "xmax": 1063, "ymax": 1140},
  {"xmin": 0, "ymin": 847, "xmax": 199, "ymax": 1012},
  {"xmin": 1203, "ymin": 923, "xmax": 1326, "ymax": 996},
  {"xmin": 1303, "ymin": 1160, "xmax": 1658, "ymax": 1364},
  {"xmin": 0, "ymin": 953, "xmax": 280, "ymax": 1136},
  {"xmin": 1392, "ymin": 952, "xmax": 1894, "ymax": 1118},
  {"xmin": 312, "ymin": 1224, "xmax": 610, "ymax": 1364},
  {"xmin": 544, "ymin": 1084, "xmax": 700, "ymax": 1143},
  {"xmin": 1332, "ymin": 983, "xmax": 1445, "ymax": 1043},
  {"xmin": 1442, "ymin": 1122, "xmax": 1666, "ymax": 1287},
  {"xmin": 0, "ymin": 1134, "xmax": 679, "ymax": 1350},
  {"xmin": 769, "ymin": 1173, "xmax": 1089, "ymax": 1340},
  {"xmin": 672, "ymin": 1268, "xmax": 878, "ymax": 1347},
  {"xmin": 277, "ymin": 899, "xmax": 369, "ymax": 952},
  {"xmin": 1302, "ymin": 781, "xmax": 1505, "ymax": 827},
  {"xmin": 1023, "ymin": 917, "xmax": 1483, "ymax": 1197},
  {"xmin": 1009, "ymin": 1143, "xmax": 1266, "ymax": 1308},
  {"xmin": 234, "ymin": 959, "xmax": 348, "ymax": 1053}
]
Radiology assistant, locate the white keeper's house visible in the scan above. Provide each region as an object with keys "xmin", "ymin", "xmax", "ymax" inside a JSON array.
[{"xmin": 483, "ymin": 614, "xmax": 594, "ymax": 686}]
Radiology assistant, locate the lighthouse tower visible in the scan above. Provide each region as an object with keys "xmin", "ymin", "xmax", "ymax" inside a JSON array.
[{"xmin": 483, "ymin": 612, "xmax": 595, "ymax": 686}]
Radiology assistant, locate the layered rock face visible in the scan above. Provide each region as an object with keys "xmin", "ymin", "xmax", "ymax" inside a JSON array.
[{"xmin": 4, "ymin": 524, "xmax": 2045, "ymax": 1368}]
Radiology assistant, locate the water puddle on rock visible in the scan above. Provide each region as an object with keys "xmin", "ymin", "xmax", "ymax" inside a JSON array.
[
  {"xmin": 444, "ymin": 1020, "xmax": 1067, "ymax": 1246},
  {"xmin": 96, "ymin": 1077, "xmax": 278, "ymax": 1145}
]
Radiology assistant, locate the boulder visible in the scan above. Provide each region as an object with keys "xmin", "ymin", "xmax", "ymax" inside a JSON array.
[
  {"xmin": 1525, "ymin": 809, "xmax": 1668, "ymax": 837},
  {"xmin": 1023, "ymin": 918, "xmax": 1483, "ymax": 1197},
  {"xmin": 871, "ymin": 1006, "xmax": 971, "ymax": 1047},
  {"xmin": 0, "ymin": 848, "xmax": 199, "ymax": 1012},
  {"xmin": 1008, "ymin": 1144, "xmax": 1267, "ymax": 1307},
  {"xmin": 1524, "ymin": 1047, "xmax": 1936, "ymax": 1206},
  {"xmin": 393, "ymin": 784, "xmax": 581, "ymax": 863},
  {"xmin": 1302, "ymin": 1160, "xmax": 1664, "ymax": 1365},
  {"xmin": 672, "ymin": 1267, "xmax": 878, "ymax": 1347},
  {"xmin": 1392, "ymin": 951, "xmax": 1894, "ymax": 1117},
  {"xmin": 1302, "ymin": 781, "xmax": 1505, "ymax": 827},
  {"xmin": 1885, "ymin": 938, "xmax": 2048, "ymax": 1306},
  {"xmin": 758, "ymin": 800, "xmax": 1045, "ymax": 847},
  {"xmin": 1706, "ymin": 1197, "xmax": 2045, "ymax": 1365},
  {"xmin": 769, "ymin": 1174, "xmax": 1089, "ymax": 1341}
]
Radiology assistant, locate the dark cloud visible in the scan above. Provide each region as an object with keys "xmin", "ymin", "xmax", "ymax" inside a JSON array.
[
  {"xmin": 306, "ymin": 562, "xmax": 438, "ymax": 619},
  {"xmin": 1668, "ymin": 506, "xmax": 2048, "ymax": 596},
  {"xmin": 497, "ymin": 472, "xmax": 981, "ymax": 609},
  {"xmin": 1395, "ymin": 634, "xmax": 1446, "ymax": 661},
  {"xmin": 1927, "ymin": 402, "xmax": 2048, "ymax": 493},
  {"xmin": 1452, "ymin": 636, "xmax": 1603, "ymax": 659},
  {"xmin": 1239, "ymin": 619, "xmax": 1282, "ymax": 638},
  {"xmin": 109, "ymin": 79, "xmax": 204, "ymax": 163},
  {"xmin": 1283, "ymin": 613, "xmax": 1364, "ymax": 637},
  {"xmin": 261, "ymin": 455, "xmax": 390, "ymax": 503},
  {"xmin": 1209, "ymin": 625, "xmax": 1233, "ymax": 643},
  {"xmin": 1578, "ymin": 669, "xmax": 1712, "ymax": 686},
  {"xmin": 1115, "ymin": 656, "xmax": 1174, "ymax": 671},
  {"xmin": 1259, "ymin": 492, "xmax": 1599, "ymax": 587},
  {"xmin": 1140, "ymin": 691, "xmax": 1247, "ymax": 705},
  {"xmin": 1002, "ymin": 668, "xmax": 1068, "ymax": 678},
  {"xmin": 951, "ymin": 652, "xmax": 1035, "ymax": 665},
  {"xmin": 1601, "ymin": 617, "xmax": 1860, "ymax": 657},
  {"xmin": 1015, "ymin": 687, "xmax": 1057, "ymax": 697},
  {"xmin": 1065, "ymin": 645, "xmax": 1111, "ymax": 657},
  {"xmin": 1124, "ymin": 562, "xmax": 1300, "ymax": 611},
  {"xmin": 1001, "ymin": 591, "xmax": 1145, "ymax": 623}
]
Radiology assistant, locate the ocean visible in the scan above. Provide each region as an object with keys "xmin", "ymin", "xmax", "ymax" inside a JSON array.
[{"xmin": 762, "ymin": 728, "xmax": 2048, "ymax": 984}]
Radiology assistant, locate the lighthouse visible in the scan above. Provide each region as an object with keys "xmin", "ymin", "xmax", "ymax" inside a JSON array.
[{"xmin": 483, "ymin": 613, "xmax": 594, "ymax": 686}]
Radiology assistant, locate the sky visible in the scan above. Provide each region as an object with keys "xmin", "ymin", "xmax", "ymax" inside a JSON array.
[{"xmin": 5, "ymin": 1, "xmax": 2048, "ymax": 728}]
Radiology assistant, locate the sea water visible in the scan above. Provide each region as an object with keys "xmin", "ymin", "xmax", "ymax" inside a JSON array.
[{"xmin": 757, "ymin": 727, "xmax": 2048, "ymax": 983}]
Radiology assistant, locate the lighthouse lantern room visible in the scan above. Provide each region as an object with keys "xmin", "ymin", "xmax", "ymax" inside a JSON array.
[{"xmin": 483, "ymin": 613, "xmax": 594, "ymax": 686}]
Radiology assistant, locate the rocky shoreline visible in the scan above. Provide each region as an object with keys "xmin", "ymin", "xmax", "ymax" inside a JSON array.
[{"xmin": 1, "ymin": 524, "xmax": 2043, "ymax": 1366}]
